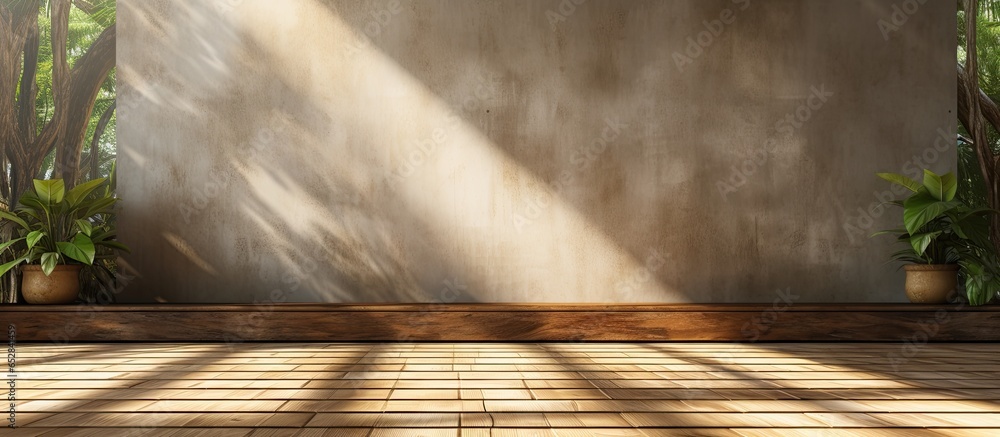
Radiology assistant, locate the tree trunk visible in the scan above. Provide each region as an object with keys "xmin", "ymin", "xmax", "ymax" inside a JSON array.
[
  {"xmin": 0, "ymin": 1, "xmax": 39, "ymax": 207},
  {"xmin": 18, "ymin": 13, "xmax": 38, "ymax": 146},
  {"xmin": 49, "ymin": 0, "xmax": 72, "ymax": 182},
  {"xmin": 0, "ymin": 0, "xmax": 116, "ymax": 303},
  {"xmin": 53, "ymin": 24, "xmax": 116, "ymax": 188},
  {"xmin": 961, "ymin": 0, "xmax": 1000, "ymax": 254},
  {"xmin": 2, "ymin": 1, "xmax": 115, "ymax": 203},
  {"xmin": 73, "ymin": 0, "xmax": 98, "ymax": 14},
  {"xmin": 0, "ymin": 0, "xmax": 35, "ymax": 300},
  {"xmin": 958, "ymin": 65, "xmax": 1000, "ymax": 141},
  {"xmin": 87, "ymin": 100, "xmax": 116, "ymax": 180}
]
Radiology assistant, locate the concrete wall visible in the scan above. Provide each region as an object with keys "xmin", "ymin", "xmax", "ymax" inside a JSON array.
[{"xmin": 116, "ymin": 0, "xmax": 956, "ymax": 303}]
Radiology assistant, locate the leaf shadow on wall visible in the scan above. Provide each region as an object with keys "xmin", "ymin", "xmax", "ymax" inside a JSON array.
[
  {"xmin": 117, "ymin": 0, "xmax": 457, "ymax": 303},
  {"xmin": 116, "ymin": 0, "xmax": 946, "ymax": 303},
  {"xmin": 119, "ymin": 0, "xmax": 687, "ymax": 303},
  {"xmin": 324, "ymin": 0, "xmax": 827, "ymax": 302},
  {"xmin": 324, "ymin": 0, "xmax": 950, "ymax": 302}
]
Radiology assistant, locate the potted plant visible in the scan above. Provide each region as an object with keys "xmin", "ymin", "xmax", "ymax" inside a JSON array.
[
  {"xmin": 0, "ymin": 178, "xmax": 127, "ymax": 304},
  {"xmin": 874, "ymin": 169, "xmax": 999, "ymax": 304}
]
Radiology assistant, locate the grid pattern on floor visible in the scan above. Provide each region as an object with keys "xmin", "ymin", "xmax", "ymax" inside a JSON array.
[{"xmin": 8, "ymin": 342, "xmax": 1000, "ymax": 436}]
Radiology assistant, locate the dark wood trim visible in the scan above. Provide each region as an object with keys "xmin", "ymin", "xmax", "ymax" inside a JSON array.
[{"xmin": 3, "ymin": 303, "xmax": 999, "ymax": 342}]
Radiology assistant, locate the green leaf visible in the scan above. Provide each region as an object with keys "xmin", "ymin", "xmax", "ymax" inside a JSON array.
[
  {"xmin": 26, "ymin": 230, "xmax": 43, "ymax": 250},
  {"xmin": 96, "ymin": 240, "xmax": 131, "ymax": 254},
  {"xmin": 950, "ymin": 208, "xmax": 993, "ymax": 246},
  {"xmin": 965, "ymin": 275, "xmax": 985, "ymax": 306},
  {"xmin": 909, "ymin": 230, "xmax": 943, "ymax": 256},
  {"xmin": 40, "ymin": 252, "xmax": 59, "ymax": 276},
  {"xmin": 12, "ymin": 194, "xmax": 44, "ymax": 222},
  {"xmin": 33, "ymin": 179, "xmax": 66, "ymax": 206},
  {"xmin": 902, "ymin": 189, "xmax": 960, "ymax": 234},
  {"xmin": 25, "ymin": 246, "xmax": 44, "ymax": 264},
  {"xmin": 961, "ymin": 260, "xmax": 995, "ymax": 306},
  {"xmin": 84, "ymin": 197, "xmax": 117, "ymax": 218},
  {"xmin": 75, "ymin": 219, "xmax": 93, "ymax": 236},
  {"xmin": 57, "ymin": 233, "xmax": 96, "ymax": 265},
  {"xmin": 962, "ymin": 260, "xmax": 986, "ymax": 276},
  {"xmin": 921, "ymin": 169, "xmax": 945, "ymax": 201},
  {"xmin": 88, "ymin": 228, "xmax": 114, "ymax": 242},
  {"xmin": 940, "ymin": 172, "xmax": 958, "ymax": 201},
  {"xmin": 17, "ymin": 195, "xmax": 46, "ymax": 214},
  {"xmin": 888, "ymin": 248, "xmax": 925, "ymax": 264},
  {"xmin": 951, "ymin": 220, "xmax": 969, "ymax": 239},
  {"xmin": 877, "ymin": 172, "xmax": 923, "ymax": 192},
  {"xmin": 870, "ymin": 228, "xmax": 907, "ymax": 238},
  {"xmin": 0, "ymin": 255, "xmax": 28, "ymax": 278},
  {"xmin": 65, "ymin": 178, "xmax": 107, "ymax": 208},
  {"xmin": 0, "ymin": 210, "xmax": 29, "ymax": 230},
  {"xmin": 108, "ymin": 160, "xmax": 117, "ymax": 191},
  {"xmin": 81, "ymin": 0, "xmax": 117, "ymax": 27},
  {"xmin": 958, "ymin": 207, "xmax": 999, "ymax": 220},
  {"xmin": 0, "ymin": 237, "xmax": 26, "ymax": 255}
]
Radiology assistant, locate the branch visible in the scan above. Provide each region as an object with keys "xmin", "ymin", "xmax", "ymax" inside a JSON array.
[
  {"xmin": 958, "ymin": 64, "xmax": 1000, "ymax": 134},
  {"xmin": 0, "ymin": 154, "xmax": 7, "ymax": 202},
  {"xmin": 86, "ymin": 99, "xmax": 115, "ymax": 180},
  {"xmin": 48, "ymin": 23, "xmax": 116, "ymax": 186},
  {"xmin": 962, "ymin": 0, "xmax": 1000, "ymax": 252},
  {"xmin": 0, "ymin": 0, "xmax": 40, "ymax": 206},
  {"xmin": 0, "ymin": 0, "xmax": 38, "ymax": 166},
  {"xmin": 49, "ymin": 0, "xmax": 71, "ymax": 177},
  {"xmin": 17, "ymin": 14, "xmax": 39, "ymax": 144},
  {"xmin": 959, "ymin": 79, "xmax": 996, "ymax": 187},
  {"xmin": 73, "ymin": 0, "xmax": 97, "ymax": 14},
  {"xmin": 963, "ymin": 0, "xmax": 991, "ymax": 184}
]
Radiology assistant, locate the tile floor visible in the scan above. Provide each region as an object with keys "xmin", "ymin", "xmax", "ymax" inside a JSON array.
[{"xmin": 8, "ymin": 343, "xmax": 1000, "ymax": 435}]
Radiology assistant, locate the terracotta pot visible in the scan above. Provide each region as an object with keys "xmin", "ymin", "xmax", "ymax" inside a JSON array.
[
  {"xmin": 21, "ymin": 264, "xmax": 82, "ymax": 304},
  {"xmin": 903, "ymin": 264, "xmax": 958, "ymax": 304}
]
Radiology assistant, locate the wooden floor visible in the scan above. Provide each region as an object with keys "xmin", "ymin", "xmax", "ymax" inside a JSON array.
[{"xmin": 10, "ymin": 343, "xmax": 1000, "ymax": 436}]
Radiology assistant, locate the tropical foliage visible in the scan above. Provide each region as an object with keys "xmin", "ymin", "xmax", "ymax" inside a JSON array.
[
  {"xmin": 956, "ymin": 0, "xmax": 1000, "ymax": 304},
  {"xmin": 1, "ymin": 0, "xmax": 117, "ymax": 303},
  {"xmin": 0, "ymin": 0, "xmax": 117, "ymax": 208},
  {"xmin": 32, "ymin": 3, "xmax": 117, "ymax": 182},
  {"xmin": 875, "ymin": 170, "xmax": 1000, "ymax": 305},
  {"xmin": 958, "ymin": 0, "xmax": 1000, "ymax": 209},
  {"xmin": 0, "ymin": 178, "xmax": 126, "ymax": 278}
]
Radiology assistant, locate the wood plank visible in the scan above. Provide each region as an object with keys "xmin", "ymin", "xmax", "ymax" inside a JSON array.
[
  {"xmin": 9, "ymin": 343, "xmax": 1000, "ymax": 434},
  {"xmin": 5, "ymin": 304, "xmax": 1000, "ymax": 341}
]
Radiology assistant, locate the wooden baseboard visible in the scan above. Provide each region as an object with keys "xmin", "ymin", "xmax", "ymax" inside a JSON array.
[{"xmin": 3, "ymin": 303, "xmax": 999, "ymax": 342}]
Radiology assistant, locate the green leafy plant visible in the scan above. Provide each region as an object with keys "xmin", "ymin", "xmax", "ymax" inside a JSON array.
[
  {"xmin": 79, "ymin": 163, "xmax": 127, "ymax": 303},
  {"xmin": 873, "ymin": 169, "xmax": 999, "ymax": 305},
  {"xmin": 0, "ymin": 178, "xmax": 128, "ymax": 279}
]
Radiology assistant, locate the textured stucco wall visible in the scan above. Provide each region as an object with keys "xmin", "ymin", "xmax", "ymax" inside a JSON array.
[{"xmin": 117, "ymin": 0, "xmax": 956, "ymax": 303}]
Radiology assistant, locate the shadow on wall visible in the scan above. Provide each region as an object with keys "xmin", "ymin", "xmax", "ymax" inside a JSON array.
[
  {"xmin": 324, "ymin": 0, "xmax": 954, "ymax": 301},
  {"xmin": 119, "ymin": 0, "xmax": 683, "ymax": 303},
  {"xmin": 116, "ymin": 0, "xmax": 953, "ymax": 303},
  {"xmin": 119, "ymin": 0, "xmax": 443, "ymax": 302}
]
